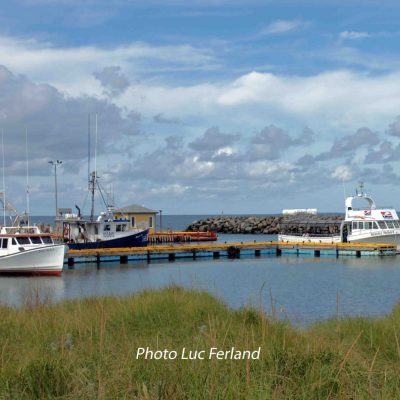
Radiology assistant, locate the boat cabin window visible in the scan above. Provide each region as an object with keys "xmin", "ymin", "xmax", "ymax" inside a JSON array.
[
  {"xmin": 365, "ymin": 222, "xmax": 373, "ymax": 230},
  {"xmin": 30, "ymin": 237, "xmax": 42, "ymax": 244},
  {"xmin": 121, "ymin": 224, "xmax": 126, "ymax": 232},
  {"xmin": 386, "ymin": 221, "xmax": 395, "ymax": 229},
  {"xmin": 116, "ymin": 224, "xmax": 122, "ymax": 232},
  {"xmin": 2, "ymin": 239, "xmax": 7, "ymax": 249},
  {"xmin": 104, "ymin": 224, "xmax": 111, "ymax": 232},
  {"xmin": 12, "ymin": 238, "xmax": 17, "ymax": 245},
  {"xmin": 372, "ymin": 222, "xmax": 379, "ymax": 229},
  {"xmin": 378, "ymin": 221, "xmax": 387, "ymax": 229},
  {"xmin": 17, "ymin": 237, "xmax": 31, "ymax": 245},
  {"xmin": 131, "ymin": 217, "xmax": 136, "ymax": 228},
  {"xmin": 394, "ymin": 221, "xmax": 400, "ymax": 228},
  {"xmin": 42, "ymin": 236, "xmax": 53, "ymax": 244},
  {"xmin": 357, "ymin": 222, "xmax": 363, "ymax": 229}
]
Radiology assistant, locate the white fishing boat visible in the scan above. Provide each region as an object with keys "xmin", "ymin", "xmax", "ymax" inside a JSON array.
[
  {"xmin": 279, "ymin": 184, "xmax": 400, "ymax": 246},
  {"xmin": 0, "ymin": 225, "xmax": 66, "ymax": 276}
]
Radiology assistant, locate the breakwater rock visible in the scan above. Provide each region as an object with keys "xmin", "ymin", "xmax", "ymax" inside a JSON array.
[{"xmin": 186, "ymin": 215, "xmax": 344, "ymax": 235}]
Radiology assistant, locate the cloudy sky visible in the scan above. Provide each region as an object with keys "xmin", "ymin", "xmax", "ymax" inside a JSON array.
[{"xmin": 1, "ymin": 0, "xmax": 400, "ymax": 215}]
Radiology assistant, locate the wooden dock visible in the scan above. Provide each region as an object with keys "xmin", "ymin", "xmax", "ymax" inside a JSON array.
[{"xmin": 65, "ymin": 241, "xmax": 397, "ymax": 265}]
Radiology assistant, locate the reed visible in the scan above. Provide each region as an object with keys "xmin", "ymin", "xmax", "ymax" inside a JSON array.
[{"xmin": 0, "ymin": 286, "xmax": 399, "ymax": 399}]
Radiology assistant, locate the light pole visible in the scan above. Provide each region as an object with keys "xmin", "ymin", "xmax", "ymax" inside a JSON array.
[
  {"xmin": 49, "ymin": 160, "xmax": 62, "ymax": 220},
  {"xmin": 159, "ymin": 209, "xmax": 162, "ymax": 233}
]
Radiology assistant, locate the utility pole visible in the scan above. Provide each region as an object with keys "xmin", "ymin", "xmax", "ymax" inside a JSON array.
[{"xmin": 48, "ymin": 160, "xmax": 62, "ymax": 220}]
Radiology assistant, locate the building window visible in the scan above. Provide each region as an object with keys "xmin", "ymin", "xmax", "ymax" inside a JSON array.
[
  {"xmin": 131, "ymin": 217, "xmax": 136, "ymax": 228},
  {"xmin": 149, "ymin": 216, "xmax": 153, "ymax": 228}
]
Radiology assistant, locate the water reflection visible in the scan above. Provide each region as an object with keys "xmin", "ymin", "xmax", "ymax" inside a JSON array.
[
  {"xmin": 0, "ymin": 276, "xmax": 65, "ymax": 307},
  {"xmin": 0, "ymin": 251, "xmax": 400, "ymax": 326}
]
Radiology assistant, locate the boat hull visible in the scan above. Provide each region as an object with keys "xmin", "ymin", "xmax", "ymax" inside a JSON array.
[
  {"xmin": 0, "ymin": 244, "xmax": 66, "ymax": 276},
  {"xmin": 348, "ymin": 233, "xmax": 400, "ymax": 249},
  {"xmin": 67, "ymin": 229, "xmax": 149, "ymax": 250},
  {"xmin": 279, "ymin": 233, "xmax": 400, "ymax": 249},
  {"xmin": 278, "ymin": 234, "xmax": 341, "ymax": 244}
]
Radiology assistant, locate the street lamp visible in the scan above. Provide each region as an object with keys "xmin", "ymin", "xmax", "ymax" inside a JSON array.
[{"xmin": 49, "ymin": 160, "xmax": 62, "ymax": 220}]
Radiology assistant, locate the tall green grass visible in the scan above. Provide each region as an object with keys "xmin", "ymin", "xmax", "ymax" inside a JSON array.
[{"xmin": 0, "ymin": 286, "xmax": 399, "ymax": 399}]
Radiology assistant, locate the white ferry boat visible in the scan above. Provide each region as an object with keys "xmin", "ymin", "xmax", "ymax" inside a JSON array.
[
  {"xmin": 0, "ymin": 225, "xmax": 66, "ymax": 276},
  {"xmin": 279, "ymin": 186, "xmax": 400, "ymax": 246}
]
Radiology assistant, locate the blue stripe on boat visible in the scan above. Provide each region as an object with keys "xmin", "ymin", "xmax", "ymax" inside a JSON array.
[{"xmin": 67, "ymin": 229, "xmax": 149, "ymax": 250}]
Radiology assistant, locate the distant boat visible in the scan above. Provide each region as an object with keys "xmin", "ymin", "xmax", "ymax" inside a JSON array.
[
  {"xmin": 0, "ymin": 225, "xmax": 65, "ymax": 276},
  {"xmin": 278, "ymin": 184, "xmax": 400, "ymax": 246}
]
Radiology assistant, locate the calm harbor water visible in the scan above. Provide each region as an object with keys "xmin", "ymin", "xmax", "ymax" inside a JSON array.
[{"xmin": 2, "ymin": 216, "xmax": 400, "ymax": 326}]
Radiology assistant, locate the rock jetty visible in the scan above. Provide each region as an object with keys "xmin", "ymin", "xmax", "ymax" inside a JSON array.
[{"xmin": 186, "ymin": 215, "xmax": 343, "ymax": 235}]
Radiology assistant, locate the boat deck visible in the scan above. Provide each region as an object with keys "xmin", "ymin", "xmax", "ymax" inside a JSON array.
[{"xmin": 65, "ymin": 241, "xmax": 397, "ymax": 265}]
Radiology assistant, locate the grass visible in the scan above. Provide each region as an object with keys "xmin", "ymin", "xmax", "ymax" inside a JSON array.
[{"xmin": 0, "ymin": 286, "xmax": 400, "ymax": 399}]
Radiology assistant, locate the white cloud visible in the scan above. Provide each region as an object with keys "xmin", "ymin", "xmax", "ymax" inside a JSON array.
[
  {"xmin": 149, "ymin": 184, "xmax": 190, "ymax": 195},
  {"xmin": 3, "ymin": 33, "xmax": 400, "ymax": 137},
  {"xmin": 0, "ymin": 35, "xmax": 217, "ymax": 96},
  {"xmin": 215, "ymin": 146, "xmax": 236, "ymax": 156},
  {"xmin": 331, "ymin": 165, "xmax": 352, "ymax": 181},
  {"xmin": 117, "ymin": 70, "xmax": 400, "ymax": 136},
  {"xmin": 245, "ymin": 160, "xmax": 293, "ymax": 178},
  {"xmin": 260, "ymin": 19, "xmax": 306, "ymax": 35},
  {"xmin": 339, "ymin": 31, "xmax": 370, "ymax": 40}
]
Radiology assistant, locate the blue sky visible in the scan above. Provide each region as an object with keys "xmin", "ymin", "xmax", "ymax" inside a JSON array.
[{"xmin": 0, "ymin": 0, "xmax": 400, "ymax": 215}]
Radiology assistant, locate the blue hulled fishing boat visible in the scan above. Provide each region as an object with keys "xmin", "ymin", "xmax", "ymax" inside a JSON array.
[
  {"xmin": 59, "ymin": 114, "xmax": 149, "ymax": 250},
  {"xmin": 60, "ymin": 205, "xmax": 148, "ymax": 250}
]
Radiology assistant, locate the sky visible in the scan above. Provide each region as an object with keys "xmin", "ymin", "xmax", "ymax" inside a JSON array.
[{"xmin": 0, "ymin": 0, "xmax": 400, "ymax": 215}]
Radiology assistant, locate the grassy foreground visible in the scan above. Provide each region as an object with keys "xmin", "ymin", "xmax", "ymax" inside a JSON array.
[{"xmin": 0, "ymin": 287, "xmax": 400, "ymax": 399}]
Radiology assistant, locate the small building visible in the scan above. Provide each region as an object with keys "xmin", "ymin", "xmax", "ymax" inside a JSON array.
[{"xmin": 113, "ymin": 204, "xmax": 158, "ymax": 234}]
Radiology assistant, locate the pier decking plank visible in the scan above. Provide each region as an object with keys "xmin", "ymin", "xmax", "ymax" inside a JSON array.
[{"xmin": 65, "ymin": 241, "xmax": 397, "ymax": 264}]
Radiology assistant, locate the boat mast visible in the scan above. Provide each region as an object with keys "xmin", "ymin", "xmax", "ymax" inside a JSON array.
[
  {"xmin": 89, "ymin": 113, "xmax": 98, "ymax": 222},
  {"xmin": 88, "ymin": 113, "xmax": 91, "ymax": 191},
  {"xmin": 1, "ymin": 130, "xmax": 5, "ymax": 226},
  {"xmin": 95, "ymin": 113, "xmax": 98, "ymax": 180},
  {"xmin": 25, "ymin": 128, "xmax": 30, "ymax": 226}
]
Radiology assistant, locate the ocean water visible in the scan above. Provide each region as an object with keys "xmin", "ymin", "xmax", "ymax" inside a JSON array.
[{"xmin": 1, "ymin": 215, "xmax": 400, "ymax": 326}]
